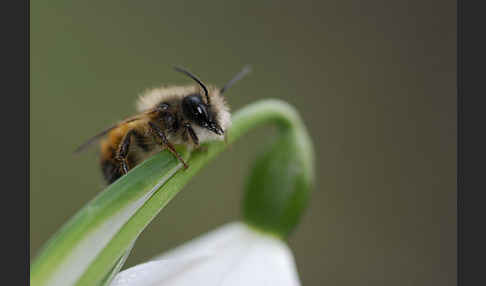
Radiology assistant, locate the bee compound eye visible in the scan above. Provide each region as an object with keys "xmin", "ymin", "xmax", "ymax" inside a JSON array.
[
  {"xmin": 182, "ymin": 94, "xmax": 211, "ymax": 125},
  {"xmin": 196, "ymin": 105, "xmax": 208, "ymax": 116}
]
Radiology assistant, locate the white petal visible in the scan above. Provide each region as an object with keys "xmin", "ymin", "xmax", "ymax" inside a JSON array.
[{"xmin": 110, "ymin": 222, "xmax": 301, "ymax": 286}]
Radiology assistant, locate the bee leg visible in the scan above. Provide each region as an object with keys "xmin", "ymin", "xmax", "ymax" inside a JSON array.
[
  {"xmin": 183, "ymin": 122, "xmax": 199, "ymax": 147},
  {"xmin": 148, "ymin": 122, "xmax": 189, "ymax": 169},
  {"xmin": 115, "ymin": 130, "xmax": 135, "ymax": 174},
  {"xmin": 183, "ymin": 122, "xmax": 208, "ymax": 152},
  {"xmin": 182, "ymin": 128, "xmax": 189, "ymax": 142}
]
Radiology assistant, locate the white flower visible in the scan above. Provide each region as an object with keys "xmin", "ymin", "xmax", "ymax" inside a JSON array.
[{"xmin": 110, "ymin": 222, "xmax": 301, "ymax": 286}]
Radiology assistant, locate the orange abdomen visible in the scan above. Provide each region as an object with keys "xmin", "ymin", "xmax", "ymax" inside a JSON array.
[{"xmin": 99, "ymin": 122, "xmax": 151, "ymax": 184}]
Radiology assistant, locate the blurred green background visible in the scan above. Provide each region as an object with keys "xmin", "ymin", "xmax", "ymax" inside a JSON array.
[{"xmin": 30, "ymin": 1, "xmax": 456, "ymax": 285}]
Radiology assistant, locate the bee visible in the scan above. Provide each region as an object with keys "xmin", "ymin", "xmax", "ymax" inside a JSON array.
[{"xmin": 75, "ymin": 66, "xmax": 251, "ymax": 184}]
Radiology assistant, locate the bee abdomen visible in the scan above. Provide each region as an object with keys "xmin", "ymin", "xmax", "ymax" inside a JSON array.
[
  {"xmin": 99, "ymin": 139, "xmax": 156, "ymax": 184},
  {"xmin": 101, "ymin": 159, "xmax": 123, "ymax": 184},
  {"xmin": 133, "ymin": 131, "xmax": 151, "ymax": 152}
]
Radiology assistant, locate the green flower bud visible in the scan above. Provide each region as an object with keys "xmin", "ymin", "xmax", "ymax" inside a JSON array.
[{"xmin": 243, "ymin": 120, "xmax": 314, "ymax": 239}]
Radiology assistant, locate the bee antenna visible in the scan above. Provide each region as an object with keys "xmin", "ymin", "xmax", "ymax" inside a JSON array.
[
  {"xmin": 220, "ymin": 65, "xmax": 252, "ymax": 95},
  {"xmin": 173, "ymin": 66, "xmax": 210, "ymax": 105}
]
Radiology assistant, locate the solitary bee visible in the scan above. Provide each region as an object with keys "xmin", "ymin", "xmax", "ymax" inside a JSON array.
[{"xmin": 75, "ymin": 66, "xmax": 250, "ymax": 184}]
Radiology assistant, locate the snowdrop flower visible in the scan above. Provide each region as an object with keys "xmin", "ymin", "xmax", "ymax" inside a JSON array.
[{"xmin": 111, "ymin": 222, "xmax": 301, "ymax": 286}]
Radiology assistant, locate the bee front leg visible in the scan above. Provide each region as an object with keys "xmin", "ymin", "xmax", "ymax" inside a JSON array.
[
  {"xmin": 183, "ymin": 122, "xmax": 208, "ymax": 152},
  {"xmin": 115, "ymin": 130, "xmax": 135, "ymax": 174},
  {"xmin": 148, "ymin": 122, "xmax": 189, "ymax": 169},
  {"xmin": 183, "ymin": 122, "xmax": 199, "ymax": 147}
]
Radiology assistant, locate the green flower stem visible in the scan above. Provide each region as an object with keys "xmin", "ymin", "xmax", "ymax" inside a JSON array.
[{"xmin": 30, "ymin": 99, "xmax": 313, "ymax": 286}]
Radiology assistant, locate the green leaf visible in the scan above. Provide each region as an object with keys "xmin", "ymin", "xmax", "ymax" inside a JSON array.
[
  {"xmin": 30, "ymin": 99, "xmax": 314, "ymax": 286},
  {"xmin": 99, "ymin": 239, "xmax": 136, "ymax": 286},
  {"xmin": 30, "ymin": 149, "xmax": 188, "ymax": 286}
]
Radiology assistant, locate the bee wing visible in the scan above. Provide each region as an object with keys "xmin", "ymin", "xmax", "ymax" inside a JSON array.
[
  {"xmin": 73, "ymin": 111, "xmax": 155, "ymax": 154},
  {"xmin": 73, "ymin": 124, "xmax": 119, "ymax": 154}
]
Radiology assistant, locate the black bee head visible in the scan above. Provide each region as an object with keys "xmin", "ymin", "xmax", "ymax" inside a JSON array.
[{"xmin": 182, "ymin": 94, "xmax": 224, "ymax": 135}]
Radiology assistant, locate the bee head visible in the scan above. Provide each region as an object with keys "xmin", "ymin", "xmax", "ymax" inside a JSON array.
[
  {"xmin": 182, "ymin": 94, "xmax": 223, "ymax": 135},
  {"xmin": 174, "ymin": 65, "xmax": 250, "ymax": 137}
]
